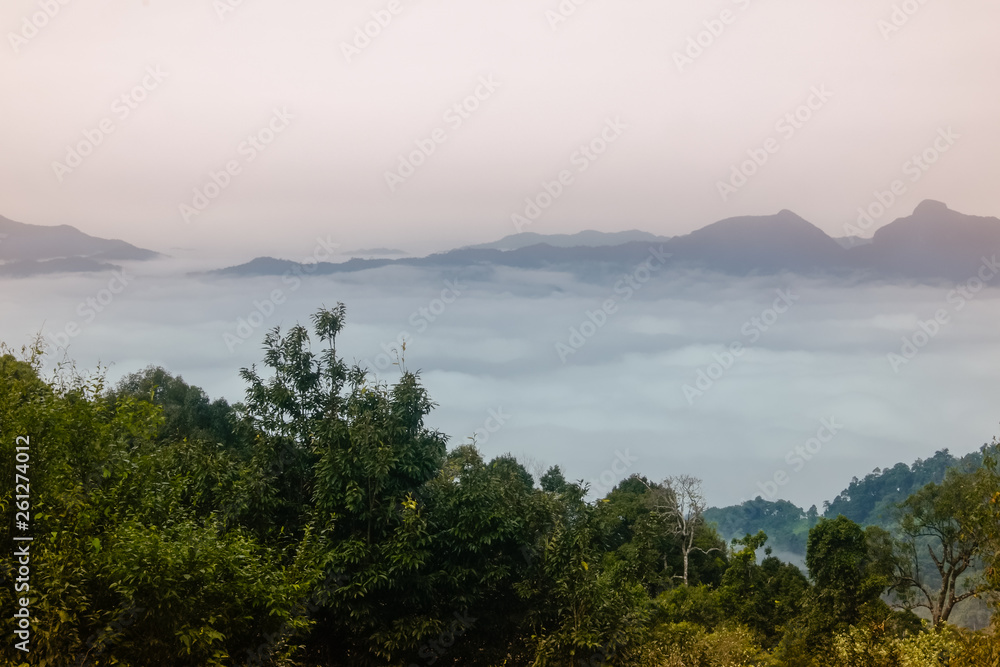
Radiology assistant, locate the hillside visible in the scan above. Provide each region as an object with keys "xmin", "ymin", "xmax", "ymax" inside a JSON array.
[
  {"xmin": 0, "ymin": 215, "xmax": 159, "ymax": 275},
  {"xmin": 705, "ymin": 447, "xmax": 987, "ymax": 556}
]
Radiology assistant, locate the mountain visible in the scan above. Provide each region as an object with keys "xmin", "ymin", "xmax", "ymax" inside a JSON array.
[
  {"xmin": 206, "ymin": 201, "xmax": 1000, "ymax": 283},
  {"xmin": 0, "ymin": 215, "xmax": 160, "ymax": 270},
  {"xmin": 847, "ymin": 200, "xmax": 1000, "ymax": 280},
  {"xmin": 834, "ymin": 236, "xmax": 873, "ymax": 250},
  {"xmin": 211, "ymin": 256, "xmax": 395, "ymax": 277},
  {"xmin": 465, "ymin": 229, "xmax": 670, "ymax": 251},
  {"xmin": 666, "ymin": 209, "xmax": 847, "ymax": 275},
  {"xmin": 0, "ymin": 257, "xmax": 123, "ymax": 278}
]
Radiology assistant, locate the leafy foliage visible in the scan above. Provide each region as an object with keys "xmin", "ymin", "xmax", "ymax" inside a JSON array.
[{"xmin": 1, "ymin": 314, "xmax": 998, "ymax": 667}]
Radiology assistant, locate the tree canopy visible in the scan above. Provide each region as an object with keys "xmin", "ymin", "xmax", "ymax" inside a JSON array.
[{"xmin": 1, "ymin": 311, "xmax": 998, "ymax": 666}]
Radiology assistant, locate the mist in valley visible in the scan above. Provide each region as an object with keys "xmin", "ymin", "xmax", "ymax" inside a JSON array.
[{"xmin": 4, "ymin": 254, "xmax": 999, "ymax": 512}]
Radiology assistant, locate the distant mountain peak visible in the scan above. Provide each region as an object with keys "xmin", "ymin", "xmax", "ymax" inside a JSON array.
[
  {"xmin": 0, "ymin": 215, "xmax": 159, "ymax": 270},
  {"xmin": 913, "ymin": 199, "xmax": 950, "ymax": 216}
]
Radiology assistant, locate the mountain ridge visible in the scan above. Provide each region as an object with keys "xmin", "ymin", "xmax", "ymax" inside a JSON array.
[
  {"xmin": 208, "ymin": 201, "xmax": 1000, "ymax": 283},
  {"xmin": 0, "ymin": 215, "xmax": 160, "ymax": 275}
]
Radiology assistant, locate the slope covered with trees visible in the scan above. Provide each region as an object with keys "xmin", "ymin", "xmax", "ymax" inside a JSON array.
[
  {"xmin": 706, "ymin": 448, "xmax": 987, "ymax": 558},
  {"xmin": 1, "ymin": 305, "xmax": 999, "ymax": 666}
]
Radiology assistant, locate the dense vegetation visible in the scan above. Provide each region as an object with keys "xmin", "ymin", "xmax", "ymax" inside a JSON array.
[
  {"xmin": 706, "ymin": 449, "xmax": 985, "ymax": 558},
  {"xmin": 2, "ymin": 304, "xmax": 999, "ymax": 666}
]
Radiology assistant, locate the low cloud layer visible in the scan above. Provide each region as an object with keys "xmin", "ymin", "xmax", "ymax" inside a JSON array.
[{"xmin": 4, "ymin": 260, "xmax": 999, "ymax": 510}]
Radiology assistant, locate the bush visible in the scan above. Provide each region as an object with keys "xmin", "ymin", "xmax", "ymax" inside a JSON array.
[
  {"xmin": 831, "ymin": 622, "xmax": 1000, "ymax": 667},
  {"xmin": 641, "ymin": 621, "xmax": 775, "ymax": 667}
]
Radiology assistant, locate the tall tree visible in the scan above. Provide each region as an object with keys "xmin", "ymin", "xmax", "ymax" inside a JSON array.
[
  {"xmin": 805, "ymin": 516, "xmax": 891, "ymax": 633},
  {"xmin": 891, "ymin": 468, "xmax": 986, "ymax": 625},
  {"xmin": 718, "ymin": 531, "xmax": 809, "ymax": 646},
  {"xmin": 540, "ymin": 465, "xmax": 569, "ymax": 493},
  {"xmin": 237, "ymin": 305, "xmax": 452, "ymax": 664},
  {"xmin": 648, "ymin": 475, "xmax": 716, "ymax": 586},
  {"xmin": 976, "ymin": 442, "xmax": 1000, "ymax": 599}
]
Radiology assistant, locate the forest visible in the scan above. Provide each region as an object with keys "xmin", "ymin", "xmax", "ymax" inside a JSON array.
[{"xmin": 2, "ymin": 304, "xmax": 999, "ymax": 666}]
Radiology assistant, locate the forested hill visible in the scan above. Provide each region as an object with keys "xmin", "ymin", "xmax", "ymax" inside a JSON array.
[{"xmin": 706, "ymin": 448, "xmax": 987, "ymax": 556}]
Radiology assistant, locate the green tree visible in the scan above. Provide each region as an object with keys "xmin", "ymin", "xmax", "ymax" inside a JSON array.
[
  {"xmin": 718, "ymin": 531, "xmax": 809, "ymax": 646},
  {"xmin": 515, "ymin": 484, "xmax": 649, "ymax": 665},
  {"xmin": 0, "ymin": 341, "xmax": 301, "ymax": 666},
  {"xmin": 419, "ymin": 447, "xmax": 543, "ymax": 665},
  {"xmin": 805, "ymin": 516, "xmax": 892, "ymax": 633},
  {"xmin": 540, "ymin": 465, "xmax": 569, "ymax": 493},
  {"xmin": 109, "ymin": 366, "xmax": 238, "ymax": 449},
  {"xmin": 233, "ymin": 305, "xmax": 454, "ymax": 664},
  {"xmin": 976, "ymin": 442, "xmax": 1000, "ymax": 600},
  {"xmin": 594, "ymin": 475, "xmax": 726, "ymax": 595},
  {"xmin": 892, "ymin": 467, "xmax": 987, "ymax": 625}
]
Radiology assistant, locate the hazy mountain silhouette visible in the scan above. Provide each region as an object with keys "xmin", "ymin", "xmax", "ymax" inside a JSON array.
[
  {"xmin": 665, "ymin": 209, "xmax": 848, "ymax": 275},
  {"xmin": 847, "ymin": 200, "xmax": 1000, "ymax": 281},
  {"xmin": 465, "ymin": 229, "xmax": 670, "ymax": 251},
  {"xmin": 177, "ymin": 201, "xmax": 1000, "ymax": 283},
  {"xmin": 0, "ymin": 256, "xmax": 122, "ymax": 277},
  {"xmin": 0, "ymin": 215, "xmax": 159, "ymax": 274},
  {"xmin": 5, "ymin": 202, "xmax": 996, "ymax": 282}
]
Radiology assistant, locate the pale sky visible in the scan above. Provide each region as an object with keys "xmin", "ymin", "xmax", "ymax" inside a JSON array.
[{"xmin": 3, "ymin": 0, "xmax": 999, "ymax": 258}]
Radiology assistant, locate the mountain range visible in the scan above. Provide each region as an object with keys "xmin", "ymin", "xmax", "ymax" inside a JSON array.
[
  {"xmin": 211, "ymin": 200, "xmax": 1000, "ymax": 283},
  {"xmin": 3, "ymin": 200, "xmax": 999, "ymax": 283}
]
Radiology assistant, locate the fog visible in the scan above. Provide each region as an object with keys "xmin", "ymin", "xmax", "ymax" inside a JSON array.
[{"xmin": 4, "ymin": 257, "xmax": 999, "ymax": 510}]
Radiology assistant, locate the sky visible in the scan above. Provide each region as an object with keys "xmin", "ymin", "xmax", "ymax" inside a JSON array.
[{"xmin": 2, "ymin": 0, "xmax": 1000, "ymax": 259}]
